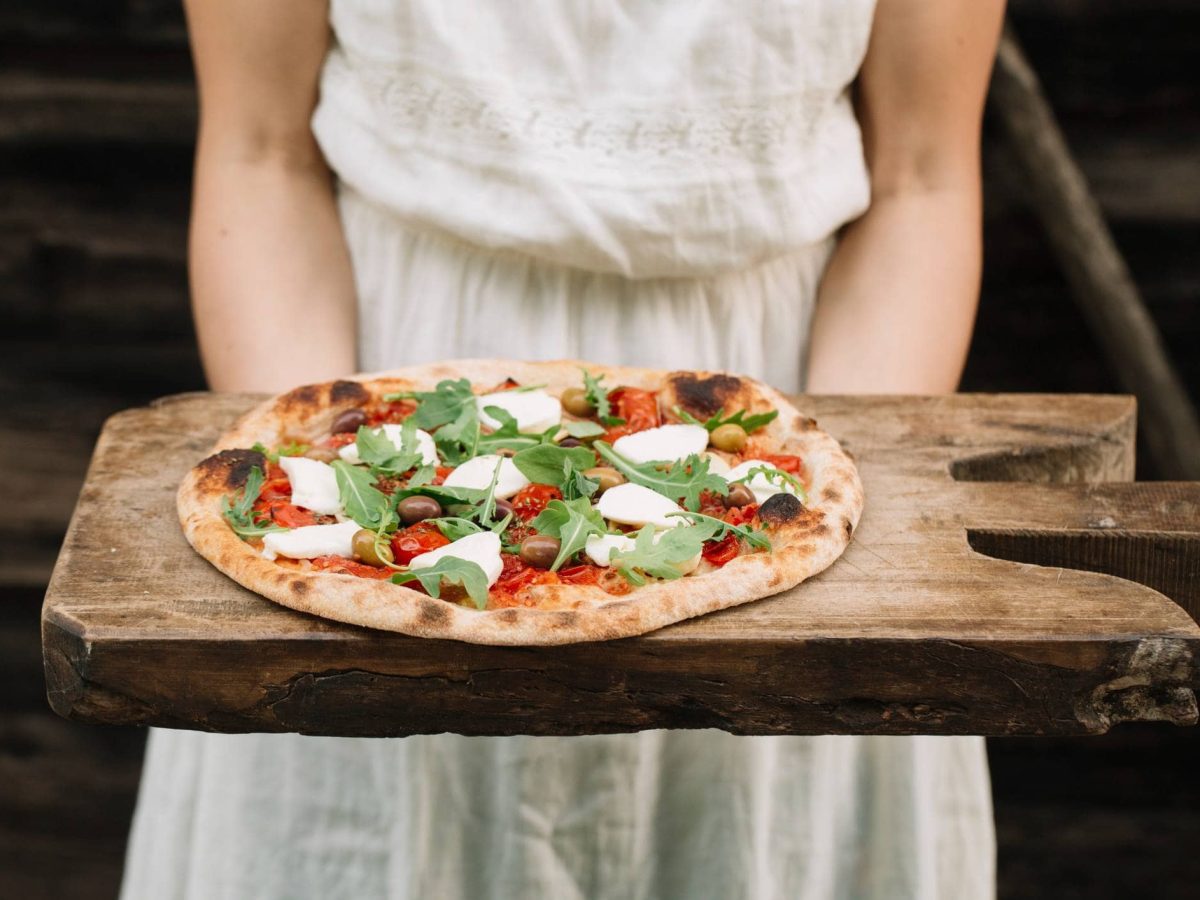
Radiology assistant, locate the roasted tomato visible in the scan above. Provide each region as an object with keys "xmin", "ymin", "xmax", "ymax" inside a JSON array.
[
  {"xmin": 257, "ymin": 466, "xmax": 293, "ymax": 503},
  {"xmin": 702, "ymin": 533, "xmax": 740, "ymax": 567},
  {"xmin": 390, "ymin": 522, "xmax": 451, "ymax": 565},
  {"xmin": 310, "ymin": 555, "xmax": 394, "ymax": 579},
  {"xmin": 431, "ymin": 466, "xmax": 455, "ymax": 486},
  {"xmin": 558, "ymin": 564, "xmax": 601, "ymax": 585},
  {"xmin": 510, "ymin": 483, "xmax": 562, "ymax": 520},
  {"xmin": 603, "ymin": 386, "xmax": 661, "ymax": 441},
  {"xmin": 757, "ymin": 453, "xmax": 805, "ymax": 477},
  {"xmin": 261, "ymin": 501, "xmax": 319, "ymax": 528},
  {"xmin": 723, "ymin": 503, "xmax": 759, "ymax": 528}
]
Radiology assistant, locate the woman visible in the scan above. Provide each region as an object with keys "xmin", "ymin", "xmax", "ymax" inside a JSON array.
[{"xmin": 124, "ymin": 1, "xmax": 1005, "ymax": 897}]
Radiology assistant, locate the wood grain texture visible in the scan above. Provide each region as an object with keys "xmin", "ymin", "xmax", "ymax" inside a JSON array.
[{"xmin": 41, "ymin": 393, "xmax": 1200, "ymax": 736}]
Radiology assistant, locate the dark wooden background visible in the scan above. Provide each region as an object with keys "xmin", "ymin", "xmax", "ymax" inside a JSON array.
[{"xmin": 2, "ymin": 1, "xmax": 1198, "ymax": 896}]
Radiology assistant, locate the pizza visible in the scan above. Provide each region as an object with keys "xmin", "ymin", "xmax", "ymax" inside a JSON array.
[{"xmin": 178, "ymin": 359, "xmax": 863, "ymax": 645}]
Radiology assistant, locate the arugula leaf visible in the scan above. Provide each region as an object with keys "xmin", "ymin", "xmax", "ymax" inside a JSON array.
[
  {"xmin": 734, "ymin": 465, "xmax": 809, "ymax": 505},
  {"xmin": 511, "ymin": 444, "xmax": 596, "ymax": 487},
  {"xmin": 593, "ymin": 442, "xmax": 728, "ymax": 511},
  {"xmin": 407, "ymin": 464, "xmax": 436, "ymax": 488},
  {"xmin": 353, "ymin": 419, "xmax": 425, "ymax": 475},
  {"xmin": 561, "ymin": 460, "xmax": 600, "ymax": 502},
  {"xmin": 560, "ymin": 419, "xmax": 605, "ymax": 439},
  {"xmin": 392, "ymin": 483, "xmax": 488, "ymax": 508},
  {"xmin": 331, "ymin": 460, "xmax": 395, "ymax": 530},
  {"xmin": 386, "ymin": 378, "xmax": 474, "ymax": 430},
  {"xmin": 666, "ymin": 511, "xmax": 772, "ymax": 551},
  {"xmin": 475, "ymin": 406, "xmax": 546, "ymax": 454},
  {"xmin": 431, "ymin": 401, "xmax": 481, "ymax": 466},
  {"xmin": 672, "ymin": 406, "xmax": 779, "ymax": 434},
  {"xmin": 391, "ymin": 558, "xmax": 491, "ymax": 610},
  {"xmin": 529, "ymin": 497, "xmax": 607, "ymax": 571},
  {"xmin": 609, "ymin": 521, "xmax": 722, "ymax": 585},
  {"xmin": 430, "ymin": 517, "xmax": 484, "ymax": 542},
  {"xmin": 221, "ymin": 465, "xmax": 288, "ymax": 539},
  {"xmin": 582, "ymin": 369, "xmax": 625, "ymax": 426},
  {"xmin": 250, "ymin": 442, "xmax": 309, "ymax": 464}
]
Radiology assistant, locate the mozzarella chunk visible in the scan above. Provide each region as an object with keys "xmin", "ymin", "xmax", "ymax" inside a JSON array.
[
  {"xmin": 595, "ymin": 483, "xmax": 685, "ymax": 530},
  {"xmin": 703, "ymin": 452, "xmax": 732, "ymax": 476},
  {"xmin": 476, "ymin": 389, "xmax": 562, "ymax": 434},
  {"xmin": 442, "ymin": 454, "xmax": 530, "ymax": 499},
  {"xmin": 279, "ymin": 456, "xmax": 343, "ymax": 516},
  {"xmin": 337, "ymin": 424, "xmax": 438, "ymax": 466},
  {"xmin": 584, "ymin": 532, "xmax": 701, "ymax": 575},
  {"xmin": 409, "ymin": 531, "xmax": 504, "ymax": 587},
  {"xmin": 612, "ymin": 424, "xmax": 709, "ymax": 464},
  {"xmin": 261, "ymin": 520, "xmax": 361, "ymax": 561},
  {"xmin": 724, "ymin": 459, "xmax": 801, "ymax": 504},
  {"xmin": 584, "ymin": 533, "xmax": 636, "ymax": 566}
]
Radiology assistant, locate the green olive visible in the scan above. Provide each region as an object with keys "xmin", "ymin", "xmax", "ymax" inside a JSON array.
[
  {"xmin": 583, "ymin": 466, "xmax": 625, "ymax": 494},
  {"xmin": 561, "ymin": 387, "xmax": 596, "ymax": 418},
  {"xmin": 710, "ymin": 423, "xmax": 748, "ymax": 453},
  {"xmin": 352, "ymin": 528, "xmax": 394, "ymax": 567},
  {"xmin": 723, "ymin": 482, "xmax": 756, "ymax": 508},
  {"xmin": 519, "ymin": 534, "xmax": 562, "ymax": 569}
]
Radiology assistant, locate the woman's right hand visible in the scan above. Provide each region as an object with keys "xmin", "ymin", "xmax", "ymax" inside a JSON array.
[{"xmin": 185, "ymin": 0, "xmax": 357, "ymax": 392}]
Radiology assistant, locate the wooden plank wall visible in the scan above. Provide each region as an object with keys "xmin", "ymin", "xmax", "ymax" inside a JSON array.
[{"xmin": 2, "ymin": 1, "xmax": 1197, "ymax": 897}]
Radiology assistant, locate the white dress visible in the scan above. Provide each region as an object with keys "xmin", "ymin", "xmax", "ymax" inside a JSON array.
[{"xmin": 122, "ymin": 2, "xmax": 995, "ymax": 897}]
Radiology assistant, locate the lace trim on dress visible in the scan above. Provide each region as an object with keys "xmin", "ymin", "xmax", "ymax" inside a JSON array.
[{"xmin": 332, "ymin": 52, "xmax": 841, "ymax": 175}]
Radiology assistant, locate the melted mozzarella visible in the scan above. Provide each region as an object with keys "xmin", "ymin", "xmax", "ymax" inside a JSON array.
[
  {"xmin": 409, "ymin": 531, "xmax": 504, "ymax": 587},
  {"xmin": 337, "ymin": 424, "xmax": 439, "ymax": 467},
  {"xmin": 724, "ymin": 459, "xmax": 800, "ymax": 504},
  {"xmin": 612, "ymin": 424, "xmax": 709, "ymax": 464},
  {"xmin": 476, "ymin": 389, "xmax": 562, "ymax": 434},
  {"xmin": 279, "ymin": 456, "xmax": 343, "ymax": 515},
  {"xmin": 594, "ymin": 483, "xmax": 684, "ymax": 529},
  {"xmin": 442, "ymin": 454, "xmax": 530, "ymax": 499},
  {"xmin": 261, "ymin": 520, "xmax": 360, "ymax": 561},
  {"xmin": 583, "ymin": 532, "xmax": 701, "ymax": 574},
  {"xmin": 703, "ymin": 452, "xmax": 732, "ymax": 476}
]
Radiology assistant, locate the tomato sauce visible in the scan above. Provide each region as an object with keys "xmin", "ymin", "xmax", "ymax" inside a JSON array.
[{"xmin": 366, "ymin": 399, "xmax": 417, "ymax": 426}]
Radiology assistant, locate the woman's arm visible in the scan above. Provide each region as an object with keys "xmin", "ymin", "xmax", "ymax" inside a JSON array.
[
  {"xmin": 805, "ymin": 0, "xmax": 1005, "ymax": 395},
  {"xmin": 185, "ymin": 0, "xmax": 357, "ymax": 393}
]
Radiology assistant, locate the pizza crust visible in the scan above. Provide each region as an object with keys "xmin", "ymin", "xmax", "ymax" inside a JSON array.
[{"xmin": 178, "ymin": 359, "xmax": 864, "ymax": 645}]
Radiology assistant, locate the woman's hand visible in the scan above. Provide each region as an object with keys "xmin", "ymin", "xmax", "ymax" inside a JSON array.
[
  {"xmin": 805, "ymin": 0, "xmax": 1006, "ymax": 395},
  {"xmin": 185, "ymin": 0, "xmax": 357, "ymax": 393}
]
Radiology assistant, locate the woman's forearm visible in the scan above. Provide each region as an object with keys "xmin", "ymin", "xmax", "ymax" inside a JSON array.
[
  {"xmin": 805, "ymin": 184, "xmax": 981, "ymax": 394},
  {"xmin": 190, "ymin": 147, "xmax": 357, "ymax": 393},
  {"xmin": 184, "ymin": 0, "xmax": 355, "ymax": 394}
]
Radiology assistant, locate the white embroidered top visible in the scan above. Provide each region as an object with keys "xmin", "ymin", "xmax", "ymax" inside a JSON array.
[{"xmin": 313, "ymin": 0, "xmax": 877, "ymax": 277}]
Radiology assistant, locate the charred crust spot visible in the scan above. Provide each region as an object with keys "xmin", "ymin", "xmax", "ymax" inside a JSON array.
[
  {"xmin": 496, "ymin": 609, "xmax": 520, "ymax": 624},
  {"xmin": 793, "ymin": 415, "xmax": 817, "ymax": 431},
  {"xmin": 812, "ymin": 522, "xmax": 830, "ymax": 537},
  {"xmin": 759, "ymin": 492, "xmax": 804, "ymax": 525},
  {"xmin": 279, "ymin": 383, "xmax": 321, "ymax": 412},
  {"xmin": 417, "ymin": 600, "xmax": 452, "ymax": 626},
  {"xmin": 821, "ymin": 486, "xmax": 842, "ymax": 504},
  {"xmin": 196, "ymin": 448, "xmax": 267, "ymax": 491},
  {"xmin": 669, "ymin": 372, "xmax": 745, "ymax": 418},
  {"xmin": 290, "ymin": 579, "xmax": 309, "ymax": 594},
  {"xmin": 842, "ymin": 517, "xmax": 854, "ymax": 539},
  {"xmin": 330, "ymin": 380, "xmax": 371, "ymax": 406},
  {"xmin": 553, "ymin": 611, "xmax": 579, "ymax": 628}
]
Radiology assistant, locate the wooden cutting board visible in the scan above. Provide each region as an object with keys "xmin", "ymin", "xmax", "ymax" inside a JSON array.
[{"xmin": 42, "ymin": 392, "xmax": 1200, "ymax": 737}]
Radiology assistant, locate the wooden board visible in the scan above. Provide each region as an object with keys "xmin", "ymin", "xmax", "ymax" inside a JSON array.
[{"xmin": 42, "ymin": 393, "xmax": 1200, "ymax": 737}]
